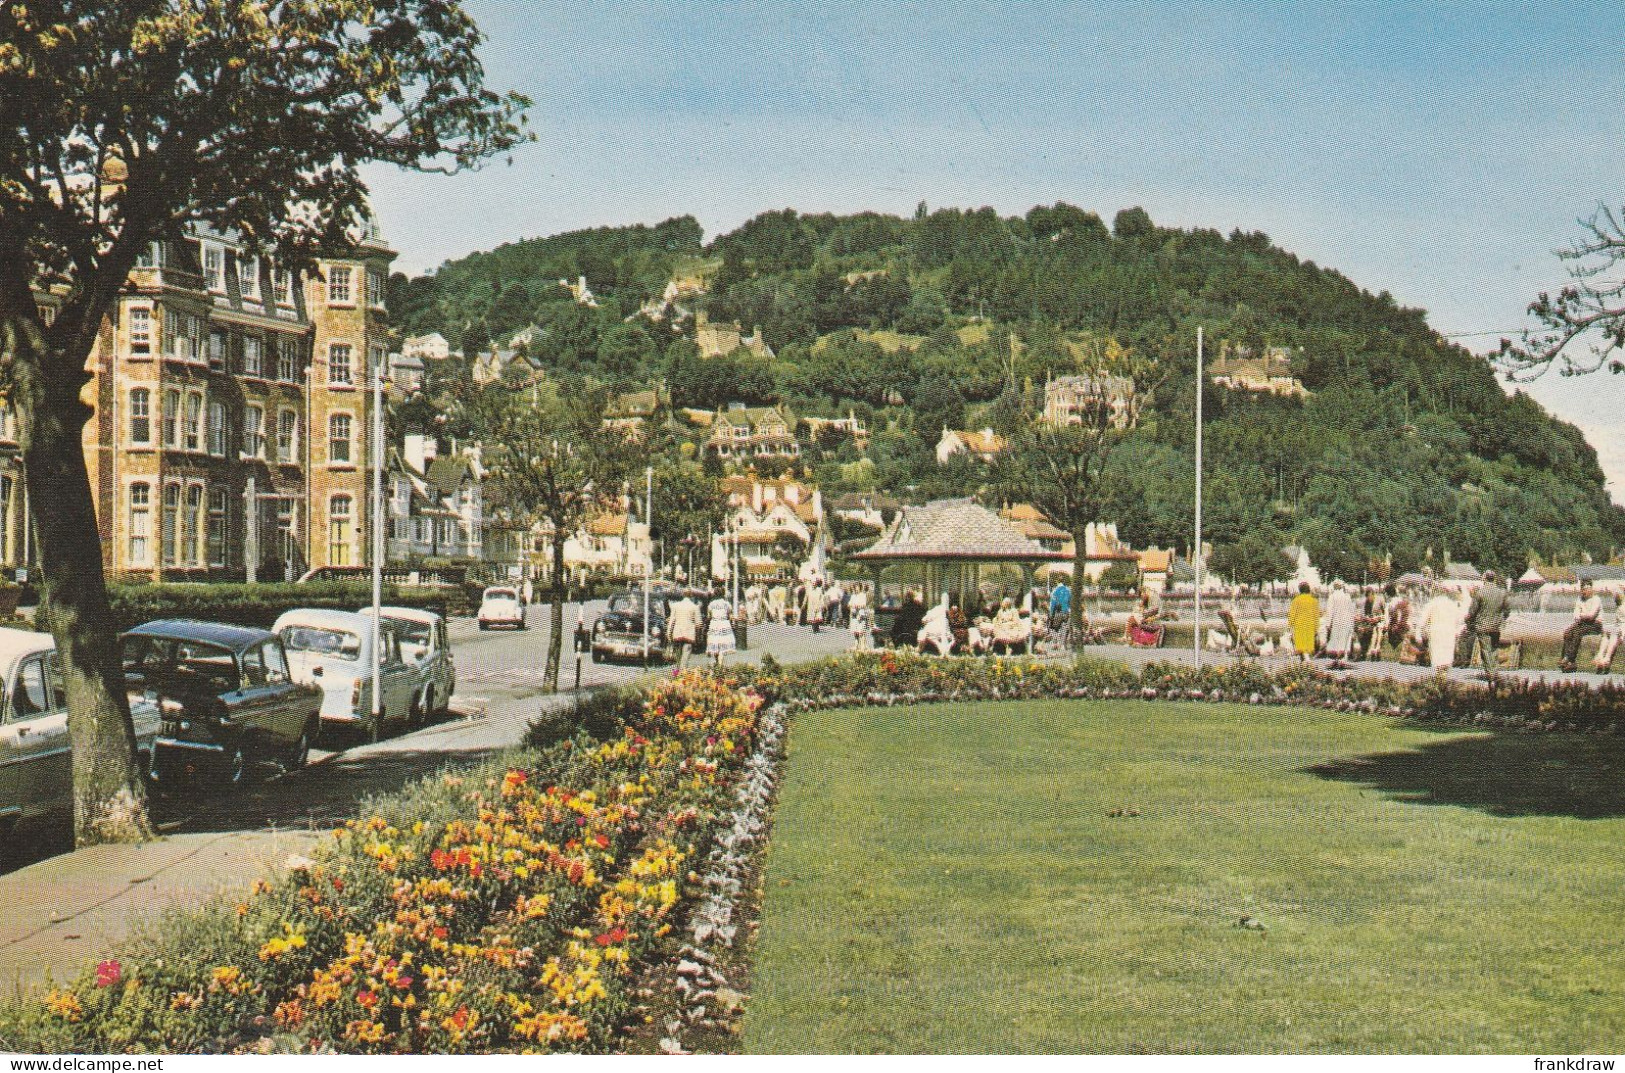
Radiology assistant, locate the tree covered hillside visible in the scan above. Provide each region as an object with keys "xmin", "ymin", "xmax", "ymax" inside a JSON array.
[{"xmin": 388, "ymin": 203, "xmax": 1625, "ymax": 578}]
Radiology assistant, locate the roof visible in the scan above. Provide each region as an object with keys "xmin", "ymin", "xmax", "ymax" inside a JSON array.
[
  {"xmin": 1444, "ymin": 562, "xmax": 1482, "ymax": 581},
  {"xmin": 1575, "ymin": 564, "xmax": 1625, "ymax": 582},
  {"xmin": 272, "ymin": 608, "xmax": 374, "ymax": 633},
  {"xmin": 851, "ymin": 498, "xmax": 1066, "ymax": 563},
  {"xmin": 944, "ymin": 428, "xmax": 1006, "ymax": 454},
  {"xmin": 588, "ymin": 512, "xmax": 629, "ymax": 537},
  {"xmin": 1138, "ymin": 548, "xmax": 1173, "ymax": 573},
  {"xmin": 125, "ymin": 619, "xmax": 274, "ymax": 651},
  {"xmin": 1000, "ymin": 503, "xmax": 1047, "ymax": 523},
  {"xmin": 0, "ymin": 626, "xmax": 52, "ymax": 665},
  {"xmin": 358, "ymin": 606, "xmax": 443, "ymax": 625},
  {"xmin": 426, "ymin": 455, "xmax": 474, "ymax": 495}
]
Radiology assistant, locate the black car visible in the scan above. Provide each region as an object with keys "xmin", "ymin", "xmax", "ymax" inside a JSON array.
[
  {"xmin": 129, "ymin": 620, "xmax": 322, "ymax": 790},
  {"xmin": 590, "ymin": 590, "xmax": 674, "ymax": 664}
]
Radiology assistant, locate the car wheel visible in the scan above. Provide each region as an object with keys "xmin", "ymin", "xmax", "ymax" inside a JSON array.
[
  {"xmin": 479, "ymin": 622, "xmax": 490, "ymax": 631},
  {"xmin": 224, "ymin": 747, "xmax": 248, "ymax": 790},
  {"xmin": 288, "ymin": 725, "xmax": 312, "ymax": 770}
]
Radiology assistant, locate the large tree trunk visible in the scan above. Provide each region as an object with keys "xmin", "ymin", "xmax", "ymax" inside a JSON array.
[
  {"xmin": 543, "ymin": 531, "xmax": 566, "ymax": 693},
  {"xmin": 11, "ymin": 327, "xmax": 153, "ymax": 846}
]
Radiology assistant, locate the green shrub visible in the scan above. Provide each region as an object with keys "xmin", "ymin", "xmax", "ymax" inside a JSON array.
[{"xmin": 102, "ymin": 582, "xmax": 465, "ymax": 632}]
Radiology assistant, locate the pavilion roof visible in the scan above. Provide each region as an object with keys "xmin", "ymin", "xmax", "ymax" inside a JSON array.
[{"xmin": 850, "ymin": 498, "xmax": 1066, "ymax": 563}]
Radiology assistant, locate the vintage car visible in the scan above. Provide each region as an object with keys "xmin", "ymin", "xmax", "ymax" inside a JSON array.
[
  {"xmin": 274, "ymin": 609, "xmax": 419, "ymax": 740},
  {"xmin": 130, "ymin": 620, "xmax": 321, "ymax": 790},
  {"xmin": 0, "ymin": 628, "xmax": 161, "ymax": 856},
  {"xmin": 477, "ymin": 586, "xmax": 526, "ymax": 630},
  {"xmin": 590, "ymin": 589, "xmax": 673, "ymax": 664},
  {"xmin": 357, "ymin": 606, "xmax": 456, "ymax": 720}
]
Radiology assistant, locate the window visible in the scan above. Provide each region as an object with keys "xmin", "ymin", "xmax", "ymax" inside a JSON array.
[
  {"xmin": 277, "ymin": 409, "xmax": 298, "ymax": 462},
  {"xmin": 328, "ymin": 343, "xmax": 353, "ymax": 386},
  {"xmin": 128, "ymin": 483, "xmax": 151, "ymax": 566},
  {"xmin": 207, "ymin": 330, "xmax": 225, "ymax": 369},
  {"xmin": 135, "ymin": 243, "xmax": 158, "ymax": 269},
  {"xmin": 129, "ymin": 305, "xmax": 152, "ymax": 356},
  {"xmin": 243, "ymin": 335, "xmax": 263, "ymax": 377},
  {"xmin": 239, "ymin": 255, "xmax": 260, "ymax": 301},
  {"xmin": 203, "ymin": 245, "xmax": 224, "ymax": 292},
  {"xmin": 368, "ymin": 269, "xmax": 386, "ymax": 308},
  {"xmin": 186, "ymin": 314, "xmax": 203, "ymax": 362},
  {"xmin": 326, "ymin": 265, "xmax": 353, "ymax": 305},
  {"xmin": 273, "ymin": 269, "xmax": 292, "ymax": 307},
  {"xmin": 328, "ymin": 495, "xmax": 353, "ymax": 566},
  {"xmin": 162, "ymin": 388, "xmax": 179, "ymax": 447},
  {"xmin": 277, "ymin": 337, "xmax": 299, "ymax": 382},
  {"xmin": 161, "ymin": 483, "xmax": 180, "ymax": 566},
  {"xmin": 129, "ymin": 388, "xmax": 151, "ymax": 445},
  {"xmin": 208, "ymin": 401, "xmax": 227, "ymax": 456},
  {"xmin": 243, "ymin": 404, "xmax": 264, "ymax": 459},
  {"xmin": 184, "ymin": 391, "xmax": 203, "ymax": 451},
  {"xmin": 329, "ymin": 413, "xmax": 352, "ymax": 464},
  {"xmin": 207, "ymin": 488, "xmax": 228, "ymax": 567},
  {"xmin": 184, "ymin": 485, "xmax": 203, "ymax": 565}
]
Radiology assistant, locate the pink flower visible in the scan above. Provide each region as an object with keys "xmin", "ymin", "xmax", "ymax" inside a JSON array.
[{"xmin": 95, "ymin": 960, "xmax": 122, "ymax": 988}]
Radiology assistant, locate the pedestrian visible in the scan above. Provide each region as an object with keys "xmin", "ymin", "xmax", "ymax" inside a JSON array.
[
  {"xmin": 1417, "ymin": 586, "xmax": 1463, "ymax": 675},
  {"xmin": 891, "ymin": 589, "xmax": 926, "ymax": 649},
  {"xmin": 668, "ymin": 590, "xmax": 701, "ymax": 669},
  {"xmin": 1464, "ymin": 569, "xmax": 1510, "ymax": 680},
  {"xmin": 1384, "ymin": 584, "xmax": 1411, "ymax": 660},
  {"xmin": 705, "ymin": 593, "xmax": 737, "ymax": 667},
  {"xmin": 1560, "ymin": 580, "xmax": 1605, "ymax": 673},
  {"xmin": 1049, "ymin": 578, "xmax": 1073, "ymax": 643},
  {"xmin": 1323, "ymin": 580, "xmax": 1357, "ymax": 668},
  {"xmin": 1288, "ymin": 582, "xmax": 1319, "ymax": 663},
  {"xmin": 807, "ymin": 578, "xmax": 824, "ymax": 633},
  {"xmin": 947, "ymin": 594, "xmax": 970, "ymax": 653},
  {"xmin": 1357, "ymin": 585, "xmax": 1385, "ymax": 660},
  {"xmin": 520, "ymin": 577, "xmax": 533, "ymax": 607},
  {"xmin": 920, "ymin": 593, "xmax": 955, "ymax": 656}
]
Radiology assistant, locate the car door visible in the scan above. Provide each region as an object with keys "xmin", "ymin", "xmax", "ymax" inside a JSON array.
[
  {"xmin": 435, "ymin": 620, "xmax": 454, "ymax": 698},
  {"xmin": 0, "ymin": 657, "xmax": 27, "ymax": 826},
  {"xmin": 6, "ymin": 655, "xmax": 71, "ymax": 821},
  {"xmin": 257, "ymin": 639, "xmax": 304, "ymax": 745},
  {"xmin": 234, "ymin": 644, "xmax": 276, "ymax": 757},
  {"xmin": 379, "ymin": 629, "xmax": 416, "ymax": 722}
]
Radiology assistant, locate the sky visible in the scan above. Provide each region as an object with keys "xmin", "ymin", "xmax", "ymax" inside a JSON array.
[{"xmin": 362, "ymin": 0, "xmax": 1625, "ymax": 501}]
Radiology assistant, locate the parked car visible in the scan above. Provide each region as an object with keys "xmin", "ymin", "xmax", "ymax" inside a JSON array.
[
  {"xmin": 0, "ymin": 628, "xmax": 161, "ymax": 856},
  {"xmin": 129, "ymin": 620, "xmax": 320, "ymax": 791},
  {"xmin": 591, "ymin": 590, "xmax": 672, "ymax": 664},
  {"xmin": 357, "ymin": 606, "xmax": 455, "ymax": 720},
  {"xmin": 274, "ymin": 609, "xmax": 419, "ymax": 740},
  {"xmin": 477, "ymin": 586, "xmax": 526, "ymax": 630}
]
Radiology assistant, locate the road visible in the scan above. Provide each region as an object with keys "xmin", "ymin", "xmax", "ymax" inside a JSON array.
[{"xmin": 2, "ymin": 601, "xmax": 857, "ymax": 873}]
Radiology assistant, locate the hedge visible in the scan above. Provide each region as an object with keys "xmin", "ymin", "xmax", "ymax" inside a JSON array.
[{"xmin": 101, "ymin": 581, "xmax": 467, "ymax": 633}]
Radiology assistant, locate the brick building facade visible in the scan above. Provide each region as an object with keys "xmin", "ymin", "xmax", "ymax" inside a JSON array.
[{"xmin": 1, "ymin": 223, "xmax": 394, "ymax": 581}]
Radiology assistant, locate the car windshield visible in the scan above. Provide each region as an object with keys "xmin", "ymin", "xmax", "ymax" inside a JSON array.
[
  {"xmin": 385, "ymin": 619, "xmax": 431, "ymax": 647},
  {"xmin": 281, "ymin": 626, "xmax": 362, "ymax": 661},
  {"xmin": 123, "ymin": 635, "xmax": 239, "ymax": 692},
  {"xmin": 607, "ymin": 593, "xmax": 661, "ymax": 615}
]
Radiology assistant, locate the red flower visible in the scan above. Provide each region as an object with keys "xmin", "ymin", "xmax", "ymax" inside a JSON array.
[
  {"xmin": 395, "ymin": 975, "xmax": 414, "ymax": 990},
  {"xmin": 592, "ymin": 926, "xmax": 629, "ymax": 947},
  {"xmin": 357, "ymin": 990, "xmax": 378, "ymax": 1010},
  {"xmin": 593, "ymin": 834, "xmax": 610, "ymax": 849},
  {"xmin": 432, "ymin": 926, "xmax": 448, "ymax": 940},
  {"xmin": 331, "ymin": 878, "xmax": 345, "ymax": 892},
  {"xmin": 430, "ymin": 849, "xmax": 453, "ymax": 871},
  {"xmin": 94, "ymin": 960, "xmax": 122, "ymax": 988}
]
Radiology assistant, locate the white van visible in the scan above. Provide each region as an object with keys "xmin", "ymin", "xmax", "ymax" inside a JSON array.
[
  {"xmin": 273, "ymin": 609, "xmax": 418, "ymax": 741},
  {"xmin": 357, "ymin": 606, "xmax": 455, "ymax": 719}
]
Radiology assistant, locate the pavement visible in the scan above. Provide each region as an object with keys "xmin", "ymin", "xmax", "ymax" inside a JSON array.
[{"xmin": 0, "ymin": 607, "xmax": 1616, "ymax": 999}]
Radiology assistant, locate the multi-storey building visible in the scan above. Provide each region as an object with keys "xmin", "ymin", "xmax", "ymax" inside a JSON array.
[
  {"xmin": 1, "ymin": 222, "xmax": 396, "ymax": 581},
  {"xmin": 706, "ymin": 404, "xmax": 799, "ymax": 461}
]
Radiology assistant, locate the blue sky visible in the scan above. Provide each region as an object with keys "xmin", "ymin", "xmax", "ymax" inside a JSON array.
[{"xmin": 362, "ymin": 0, "xmax": 1625, "ymax": 499}]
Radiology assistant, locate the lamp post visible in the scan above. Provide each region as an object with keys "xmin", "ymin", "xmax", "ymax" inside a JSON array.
[
  {"xmin": 641, "ymin": 465, "xmax": 652, "ymax": 661},
  {"xmin": 370, "ymin": 349, "xmax": 385, "ymax": 735},
  {"xmin": 1193, "ymin": 325, "xmax": 1205, "ymax": 670}
]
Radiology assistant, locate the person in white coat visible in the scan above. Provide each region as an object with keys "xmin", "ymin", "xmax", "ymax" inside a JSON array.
[
  {"xmin": 1416, "ymin": 589, "xmax": 1463, "ymax": 674},
  {"xmin": 705, "ymin": 595, "xmax": 737, "ymax": 666},
  {"xmin": 919, "ymin": 593, "xmax": 955, "ymax": 656},
  {"xmin": 1323, "ymin": 580, "xmax": 1358, "ymax": 668}
]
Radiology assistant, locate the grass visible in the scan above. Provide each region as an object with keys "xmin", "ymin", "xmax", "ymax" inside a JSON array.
[{"xmin": 746, "ymin": 699, "xmax": 1625, "ymax": 1053}]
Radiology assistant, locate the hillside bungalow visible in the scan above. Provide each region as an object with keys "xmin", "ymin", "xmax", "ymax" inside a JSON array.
[
  {"xmin": 402, "ymin": 332, "xmax": 451, "ymax": 362},
  {"xmin": 695, "ymin": 312, "xmax": 774, "ymax": 360},
  {"xmin": 1042, "ymin": 374, "xmax": 1136, "ymax": 428},
  {"xmin": 1210, "ymin": 344, "xmax": 1308, "ymax": 398},
  {"xmin": 936, "ymin": 427, "xmax": 1006, "ymax": 465},
  {"xmin": 800, "ymin": 410, "xmax": 871, "ymax": 450},
  {"xmin": 707, "ymin": 404, "xmax": 799, "ymax": 461}
]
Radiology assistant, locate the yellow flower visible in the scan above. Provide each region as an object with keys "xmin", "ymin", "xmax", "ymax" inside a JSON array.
[{"xmin": 44, "ymin": 989, "xmax": 83, "ymax": 1022}]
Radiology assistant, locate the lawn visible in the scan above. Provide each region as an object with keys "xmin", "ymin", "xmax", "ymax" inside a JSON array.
[{"xmin": 746, "ymin": 699, "xmax": 1625, "ymax": 1053}]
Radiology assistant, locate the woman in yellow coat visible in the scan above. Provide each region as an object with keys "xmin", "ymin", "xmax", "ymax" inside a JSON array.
[{"xmin": 1287, "ymin": 582, "xmax": 1320, "ymax": 663}]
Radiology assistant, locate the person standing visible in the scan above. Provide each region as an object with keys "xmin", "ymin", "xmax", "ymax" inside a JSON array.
[
  {"xmin": 1560, "ymin": 580, "xmax": 1605, "ymax": 673},
  {"xmin": 806, "ymin": 578, "xmax": 825, "ymax": 633},
  {"xmin": 705, "ymin": 593, "xmax": 737, "ymax": 668},
  {"xmin": 1384, "ymin": 584, "xmax": 1411, "ymax": 660},
  {"xmin": 668, "ymin": 591, "xmax": 701, "ymax": 669},
  {"xmin": 520, "ymin": 577, "xmax": 534, "ymax": 607},
  {"xmin": 1049, "ymin": 578, "xmax": 1073, "ymax": 643},
  {"xmin": 1464, "ymin": 570, "xmax": 1510, "ymax": 680},
  {"xmin": 1288, "ymin": 582, "xmax": 1320, "ymax": 663},
  {"xmin": 1417, "ymin": 586, "xmax": 1463, "ymax": 675},
  {"xmin": 1593, "ymin": 592, "xmax": 1623, "ymax": 674},
  {"xmin": 1323, "ymin": 580, "xmax": 1357, "ymax": 668},
  {"xmin": 891, "ymin": 590, "xmax": 926, "ymax": 649}
]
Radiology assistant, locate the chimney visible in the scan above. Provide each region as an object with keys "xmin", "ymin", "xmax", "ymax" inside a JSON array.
[{"xmin": 404, "ymin": 433, "xmax": 429, "ymax": 474}]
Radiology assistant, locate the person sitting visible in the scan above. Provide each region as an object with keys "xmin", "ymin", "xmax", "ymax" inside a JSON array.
[
  {"xmin": 991, "ymin": 597, "xmax": 1031, "ymax": 655},
  {"xmin": 918, "ymin": 594, "xmax": 956, "ymax": 656},
  {"xmin": 890, "ymin": 590, "xmax": 927, "ymax": 650},
  {"xmin": 1125, "ymin": 589, "xmax": 1163, "ymax": 641},
  {"xmin": 947, "ymin": 596, "xmax": 970, "ymax": 654},
  {"xmin": 1560, "ymin": 580, "xmax": 1605, "ymax": 673}
]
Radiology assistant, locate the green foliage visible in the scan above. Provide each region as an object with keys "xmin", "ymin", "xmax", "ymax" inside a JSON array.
[
  {"xmin": 103, "ymin": 582, "xmax": 462, "ymax": 632},
  {"xmin": 1098, "ymin": 562, "xmax": 1142, "ymax": 592}
]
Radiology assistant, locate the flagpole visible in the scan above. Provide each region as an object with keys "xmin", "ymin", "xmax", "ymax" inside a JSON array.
[{"xmin": 1194, "ymin": 326, "xmax": 1204, "ymax": 669}]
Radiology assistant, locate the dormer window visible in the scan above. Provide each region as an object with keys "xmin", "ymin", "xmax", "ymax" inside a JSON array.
[{"xmin": 203, "ymin": 245, "xmax": 225, "ymax": 293}]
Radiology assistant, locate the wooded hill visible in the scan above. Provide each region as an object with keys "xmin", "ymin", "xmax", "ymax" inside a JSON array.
[{"xmin": 387, "ymin": 204, "xmax": 1625, "ymax": 580}]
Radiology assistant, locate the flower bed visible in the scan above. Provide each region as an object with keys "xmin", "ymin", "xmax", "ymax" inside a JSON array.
[
  {"xmin": 6, "ymin": 651, "xmax": 1620, "ymax": 1055},
  {"xmin": 0, "ymin": 673, "xmax": 766, "ymax": 1054}
]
